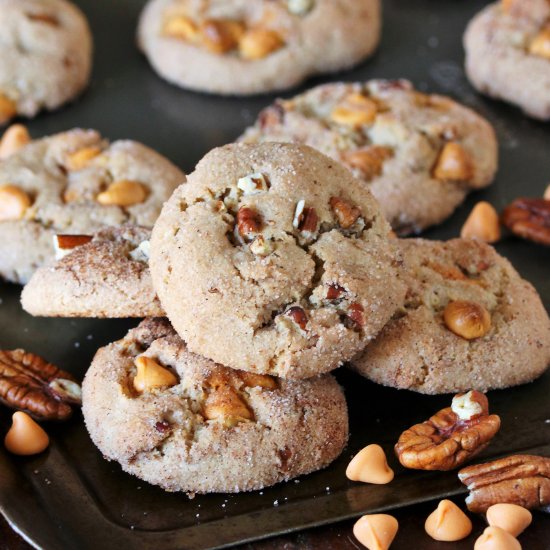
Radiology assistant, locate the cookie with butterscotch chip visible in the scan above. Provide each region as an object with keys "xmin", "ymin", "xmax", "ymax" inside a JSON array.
[
  {"xmin": 464, "ymin": 0, "xmax": 550, "ymax": 120},
  {"xmin": 351, "ymin": 238, "xmax": 550, "ymax": 394},
  {"xmin": 150, "ymin": 142, "xmax": 406, "ymax": 379},
  {"xmin": 240, "ymin": 80, "xmax": 498, "ymax": 235},
  {"xmin": 0, "ymin": 0, "xmax": 92, "ymax": 125},
  {"xmin": 137, "ymin": 0, "xmax": 380, "ymax": 95},
  {"xmin": 82, "ymin": 318, "xmax": 348, "ymax": 493},
  {"xmin": 21, "ymin": 226, "xmax": 163, "ymax": 318},
  {"xmin": 0, "ymin": 128, "xmax": 185, "ymax": 284}
]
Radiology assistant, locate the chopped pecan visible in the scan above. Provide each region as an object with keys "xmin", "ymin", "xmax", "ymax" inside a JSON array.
[
  {"xmin": 258, "ymin": 102, "xmax": 285, "ymax": 129},
  {"xmin": 0, "ymin": 349, "xmax": 81, "ymax": 421},
  {"xmin": 26, "ymin": 12, "xmax": 59, "ymax": 25},
  {"xmin": 326, "ymin": 283, "xmax": 345, "ymax": 301},
  {"xmin": 459, "ymin": 455, "xmax": 550, "ymax": 513},
  {"xmin": 237, "ymin": 206, "xmax": 262, "ymax": 240},
  {"xmin": 293, "ymin": 200, "xmax": 318, "ymax": 237},
  {"xmin": 329, "ymin": 197, "xmax": 361, "ymax": 229},
  {"xmin": 501, "ymin": 198, "xmax": 550, "ymax": 246},
  {"xmin": 285, "ymin": 306, "xmax": 308, "ymax": 331},
  {"xmin": 344, "ymin": 302, "xmax": 366, "ymax": 330},
  {"xmin": 395, "ymin": 391, "xmax": 500, "ymax": 471}
]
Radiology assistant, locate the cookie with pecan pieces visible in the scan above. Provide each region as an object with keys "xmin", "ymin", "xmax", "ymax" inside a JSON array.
[
  {"xmin": 464, "ymin": 0, "xmax": 550, "ymax": 120},
  {"xmin": 137, "ymin": 0, "xmax": 380, "ymax": 95},
  {"xmin": 0, "ymin": 128, "xmax": 185, "ymax": 284},
  {"xmin": 150, "ymin": 143, "xmax": 405, "ymax": 379},
  {"xmin": 351, "ymin": 238, "xmax": 550, "ymax": 393},
  {"xmin": 0, "ymin": 0, "xmax": 92, "ymax": 126},
  {"xmin": 82, "ymin": 318, "xmax": 348, "ymax": 493},
  {"xmin": 240, "ymin": 79, "xmax": 497, "ymax": 235},
  {"xmin": 21, "ymin": 226, "xmax": 163, "ymax": 318}
]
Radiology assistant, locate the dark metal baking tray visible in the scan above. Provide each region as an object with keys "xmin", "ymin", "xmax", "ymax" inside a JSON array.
[{"xmin": 1, "ymin": 0, "xmax": 549, "ymax": 548}]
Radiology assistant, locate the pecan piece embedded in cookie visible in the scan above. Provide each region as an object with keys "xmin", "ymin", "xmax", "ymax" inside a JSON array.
[
  {"xmin": 395, "ymin": 391, "xmax": 500, "ymax": 471},
  {"xmin": 459, "ymin": 454, "xmax": 550, "ymax": 513},
  {"xmin": 0, "ymin": 349, "xmax": 81, "ymax": 421}
]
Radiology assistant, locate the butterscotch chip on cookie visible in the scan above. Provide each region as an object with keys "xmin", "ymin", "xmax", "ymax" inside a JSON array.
[
  {"xmin": 0, "ymin": 0, "xmax": 92, "ymax": 125},
  {"xmin": 21, "ymin": 226, "xmax": 163, "ymax": 318},
  {"xmin": 351, "ymin": 238, "xmax": 550, "ymax": 394},
  {"xmin": 0, "ymin": 129, "xmax": 185, "ymax": 284},
  {"xmin": 150, "ymin": 143, "xmax": 405, "ymax": 379},
  {"xmin": 82, "ymin": 318, "xmax": 348, "ymax": 493},
  {"xmin": 137, "ymin": 0, "xmax": 381, "ymax": 95},
  {"xmin": 240, "ymin": 80, "xmax": 498, "ymax": 235},
  {"xmin": 464, "ymin": 0, "xmax": 550, "ymax": 120}
]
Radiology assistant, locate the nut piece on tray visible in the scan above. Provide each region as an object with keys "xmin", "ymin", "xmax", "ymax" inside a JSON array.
[
  {"xmin": 464, "ymin": 0, "xmax": 550, "ymax": 120},
  {"xmin": 21, "ymin": 226, "xmax": 164, "ymax": 319},
  {"xmin": 240, "ymin": 79, "xmax": 498, "ymax": 235},
  {"xmin": 459, "ymin": 454, "xmax": 550, "ymax": 513},
  {"xmin": 0, "ymin": 349, "xmax": 81, "ymax": 421},
  {"xmin": 0, "ymin": 128, "xmax": 185, "ymax": 284},
  {"xmin": 395, "ymin": 391, "xmax": 500, "ymax": 471},
  {"xmin": 150, "ymin": 143, "xmax": 405, "ymax": 379},
  {"xmin": 137, "ymin": 0, "xmax": 381, "ymax": 95},
  {"xmin": 351, "ymin": 238, "xmax": 550, "ymax": 394},
  {"xmin": 82, "ymin": 318, "xmax": 349, "ymax": 494},
  {"xmin": 502, "ymin": 197, "xmax": 550, "ymax": 246}
]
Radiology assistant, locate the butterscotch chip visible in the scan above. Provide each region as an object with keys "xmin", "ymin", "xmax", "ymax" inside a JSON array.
[
  {"xmin": 96, "ymin": 180, "xmax": 148, "ymax": 207},
  {"xmin": 4, "ymin": 411, "xmax": 49, "ymax": 456},
  {"xmin": 461, "ymin": 201, "xmax": 501, "ymax": 243},
  {"xmin": 240, "ymin": 79, "xmax": 497, "ymax": 235},
  {"xmin": 351, "ymin": 238, "xmax": 550, "ymax": 393},
  {"xmin": 486, "ymin": 503, "xmax": 532, "ymax": 537},
  {"xmin": 0, "ymin": 129, "xmax": 185, "ymax": 284},
  {"xmin": 0, "ymin": 185, "xmax": 31, "ymax": 221},
  {"xmin": 424, "ymin": 500, "xmax": 472, "ymax": 541},
  {"xmin": 137, "ymin": 0, "xmax": 381, "ymax": 95},
  {"xmin": 150, "ymin": 143, "xmax": 405, "ymax": 379},
  {"xmin": 21, "ymin": 226, "xmax": 164, "ymax": 318},
  {"xmin": 0, "ymin": 124, "xmax": 31, "ymax": 159},
  {"xmin": 353, "ymin": 514, "xmax": 398, "ymax": 550},
  {"xmin": 464, "ymin": 0, "xmax": 550, "ymax": 120},
  {"xmin": 346, "ymin": 444, "xmax": 394, "ymax": 484},
  {"xmin": 474, "ymin": 526, "xmax": 521, "ymax": 550},
  {"xmin": 82, "ymin": 318, "xmax": 349, "ymax": 493},
  {"xmin": 0, "ymin": 0, "xmax": 92, "ymax": 124}
]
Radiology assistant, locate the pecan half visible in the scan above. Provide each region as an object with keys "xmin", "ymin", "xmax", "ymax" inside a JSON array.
[
  {"xmin": 501, "ymin": 198, "xmax": 550, "ymax": 246},
  {"xmin": 459, "ymin": 455, "xmax": 550, "ymax": 513},
  {"xmin": 0, "ymin": 350, "xmax": 81, "ymax": 421},
  {"xmin": 395, "ymin": 391, "xmax": 500, "ymax": 471}
]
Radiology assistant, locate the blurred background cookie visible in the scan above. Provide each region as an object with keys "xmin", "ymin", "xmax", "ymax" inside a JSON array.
[
  {"xmin": 0, "ymin": 128, "xmax": 185, "ymax": 284},
  {"xmin": 464, "ymin": 0, "xmax": 550, "ymax": 120},
  {"xmin": 0, "ymin": 0, "xmax": 93, "ymax": 126},
  {"xmin": 21, "ymin": 226, "xmax": 163, "ymax": 318},
  {"xmin": 137, "ymin": 0, "xmax": 381, "ymax": 95},
  {"xmin": 241, "ymin": 79, "xmax": 498, "ymax": 235},
  {"xmin": 351, "ymin": 238, "xmax": 550, "ymax": 394},
  {"xmin": 82, "ymin": 318, "xmax": 349, "ymax": 493}
]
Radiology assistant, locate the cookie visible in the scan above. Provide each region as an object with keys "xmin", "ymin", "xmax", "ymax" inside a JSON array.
[
  {"xmin": 351, "ymin": 238, "xmax": 550, "ymax": 394},
  {"xmin": 82, "ymin": 318, "xmax": 348, "ymax": 493},
  {"xmin": 464, "ymin": 0, "xmax": 550, "ymax": 120},
  {"xmin": 0, "ymin": 0, "xmax": 92, "ymax": 125},
  {"xmin": 240, "ymin": 80, "xmax": 498, "ymax": 235},
  {"xmin": 0, "ymin": 128, "xmax": 185, "ymax": 284},
  {"xmin": 21, "ymin": 226, "xmax": 163, "ymax": 318},
  {"xmin": 150, "ymin": 142, "xmax": 406, "ymax": 379},
  {"xmin": 137, "ymin": 0, "xmax": 381, "ymax": 95}
]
